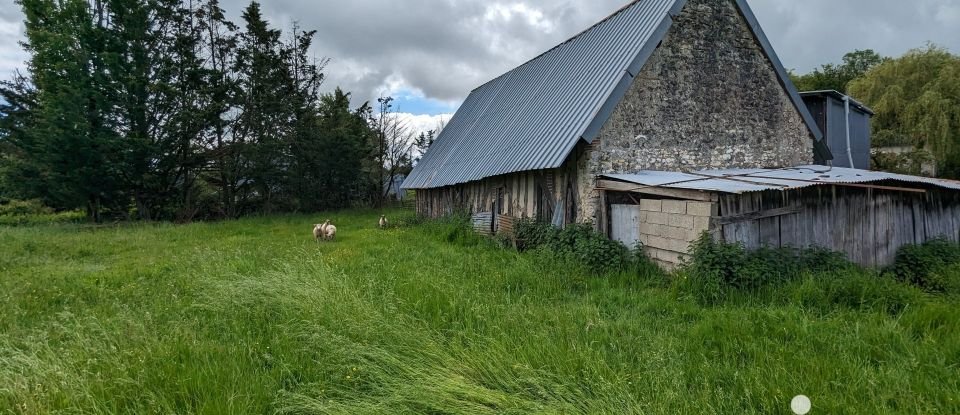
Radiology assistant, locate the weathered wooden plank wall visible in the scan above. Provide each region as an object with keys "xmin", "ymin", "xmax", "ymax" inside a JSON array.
[
  {"xmin": 414, "ymin": 170, "xmax": 558, "ymax": 220},
  {"xmin": 610, "ymin": 204, "xmax": 643, "ymax": 247},
  {"xmin": 719, "ymin": 185, "xmax": 960, "ymax": 267}
]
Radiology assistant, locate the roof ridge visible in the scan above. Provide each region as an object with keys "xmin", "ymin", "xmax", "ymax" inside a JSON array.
[{"xmin": 470, "ymin": 0, "xmax": 648, "ymax": 93}]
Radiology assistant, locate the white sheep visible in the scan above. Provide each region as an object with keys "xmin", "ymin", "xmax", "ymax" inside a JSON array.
[
  {"xmin": 313, "ymin": 223, "xmax": 326, "ymax": 243},
  {"xmin": 379, "ymin": 214, "xmax": 388, "ymax": 229},
  {"xmin": 322, "ymin": 219, "xmax": 337, "ymax": 241}
]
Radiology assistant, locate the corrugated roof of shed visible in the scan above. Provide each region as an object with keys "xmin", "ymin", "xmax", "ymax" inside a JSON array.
[
  {"xmin": 602, "ymin": 166, "xmax": 960, "ymax": 194},
  {"xmin": 403, "ymin": 0, "xmax": 828, "ymax": 190},
  {"xmin": 799, "ymin": 90, "xmax": 875, "ymax": 115}
]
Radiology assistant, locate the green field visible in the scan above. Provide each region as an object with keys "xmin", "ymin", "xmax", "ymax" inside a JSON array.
[{"xmin": 1, "ymin": 211, "xmax": 958, "ymax": 414}]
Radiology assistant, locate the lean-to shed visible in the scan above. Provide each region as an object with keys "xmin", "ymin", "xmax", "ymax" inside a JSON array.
[{"xmin": 599, "ymin": 166, "xmax": 960, "ymax": 268}]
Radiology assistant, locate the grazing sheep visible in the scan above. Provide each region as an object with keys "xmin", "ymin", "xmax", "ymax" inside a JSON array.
[
  {"xmin": 312, "ymin": 223, "xmax": 324, "ymax": 242},
  {"xmin": 379, "ymin": 215, "xmax": 388, "ymax": 229},
  {"xmin": 323, "ymin": 220, "xmax": 337, "ymax": 241}
]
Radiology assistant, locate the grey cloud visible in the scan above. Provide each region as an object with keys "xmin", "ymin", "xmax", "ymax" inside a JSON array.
[
  {"xmin": 749, "ymin": 0, "xmax": 960, "ymax": 73},
  {"xmin": 240, "ymin": 0, "xmax": 626, "ymax": 103},
  {"xmin": 1, "ymin": 0, "xmax": 958, "ymax": 108}
]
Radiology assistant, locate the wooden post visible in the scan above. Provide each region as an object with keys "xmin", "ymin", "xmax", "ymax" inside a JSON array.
[{"xmin": 598, "ymin": 190, "xmax": 608, "ymax": 237}]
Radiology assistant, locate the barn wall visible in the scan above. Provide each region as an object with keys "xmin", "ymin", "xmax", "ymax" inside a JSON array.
[
  {"xmin": 415, "ymin": 169, "xmax": 567, "ymax": 224},
  {"xmin": 719, "ymin": 186, "xmax": 960, "ymax": 267},
  {"xmin": 598, "ymin": 0, "xmax": 815, "ymax": 170},
  {"xmin": 574, "ymin": 0, "xmax": 817, "ymax": 226}
]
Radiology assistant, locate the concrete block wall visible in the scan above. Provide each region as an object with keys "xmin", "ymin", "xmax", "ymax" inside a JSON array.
[{"xmin": 637, "ymin": 199, "xmax": 717, "ymax": 269}]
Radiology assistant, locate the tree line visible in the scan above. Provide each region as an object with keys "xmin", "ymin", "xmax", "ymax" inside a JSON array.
[
  {"xmin": 790, "ymin": 46, "xmax": 960, "ymax": 178},
  {"xmin": 0, "ymin": 0, "xmax": 423, "ymax": 222}
]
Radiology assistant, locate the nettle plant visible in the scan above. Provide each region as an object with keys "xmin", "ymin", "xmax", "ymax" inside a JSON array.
[{"xmin": 514, "ymin": 219, "xmax": 634, "ymax": 273}]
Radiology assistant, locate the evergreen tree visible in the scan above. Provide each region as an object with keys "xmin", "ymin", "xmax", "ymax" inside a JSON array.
[
  {"xmin": 3, "ymin": 0, "xmax": 379, "ymax": 220},
  {"xmin": 311, "ymin": 89, "xmax": 377, "ymax": 209},
  {"xmin": 232, "ymin": 1, "xmax": 294, "ymax": 213},
  {"xmin": 413, "ymin": 129, "xmax": 436, "ymax": 163},
  {"xmin": 12, "ymin": 0, "xmax": 124, "ymax": 221},
  {"xmin": 194, "ymin": 0, "xmax": 241, "ymax": 218}
]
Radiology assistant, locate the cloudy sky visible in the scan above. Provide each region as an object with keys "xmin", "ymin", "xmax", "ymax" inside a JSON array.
[{"xmin": 1, "ymin": 0, "xmax": 958, "ymax": 132}]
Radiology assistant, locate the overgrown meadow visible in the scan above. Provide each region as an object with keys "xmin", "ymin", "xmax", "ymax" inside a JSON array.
[{"xmin": 1, "ymin": 211, "xmax": 959, "ymax": 413}]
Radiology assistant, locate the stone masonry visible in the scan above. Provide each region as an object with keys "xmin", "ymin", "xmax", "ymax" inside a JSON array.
[{"xmin": 577, "ymin": 0, "xmax": 815, "ymax": 224}]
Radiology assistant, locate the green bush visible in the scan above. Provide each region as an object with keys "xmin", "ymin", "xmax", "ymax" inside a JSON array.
[
  {"xmin": 0, "ymin": 199, "xmax": 53, "ymax": 216},
  {"xmin": 678, "ymin": 235, "xmax": 853, "ymax": 305},
  {"xmin": 887, "ymin": 238, "xmax": 960, "ymax": 293},
  {"xmin": 514, "ymin": 218, "xmax": 634, "ymax": 273},
  {"xmin": 0, "ymin": 199, "xmax": 84, "ymax": 225}
]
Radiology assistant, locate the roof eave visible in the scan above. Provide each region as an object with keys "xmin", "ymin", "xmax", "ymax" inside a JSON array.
[
  {"xmin": 580, "ymin": 0, "xmax": 687, "ymax": 144},
  {"xmin": 733, "ymin": 0, "xmax": 832, "ymax": 161}
]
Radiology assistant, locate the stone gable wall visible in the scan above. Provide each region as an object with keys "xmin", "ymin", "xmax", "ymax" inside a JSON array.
[{"xmin": 577, "ymin": 0, "xmax": 815, "ymax": 224}]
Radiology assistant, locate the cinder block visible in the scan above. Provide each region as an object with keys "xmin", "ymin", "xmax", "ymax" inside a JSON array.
[
  {"xmin": 645, "ymin": 235, "xmax": 672, "ymax": 250},
  {"xmin": 693, "ymin": 216, "xmax": 712, "ymax": 233},
  {"xmin": 662, "ymin": 200, "xmax": 687, "ymax": 214},
  {"xmin": 639, "ymin": 199, "xmax": 662, "ymax": 212},
  {"xmin": 668, "ymin": 214, "xmax": 695, "ymax": 230},
  {"xmin": 645, "ymin": 212, "xmax": 671, "ymax": 226},
  {"xmin": 638, "ymin": 234, "xmax": 652, "ymax": 245},
  {"xmin": 659, "ymin": 225, "xmax": 691, "ymax": 241},
  {"xmin": 656, "ymin": 248, "xmax": 685, "ymax": 265},
  {"xmin": 687, "ymin": 202, "xmax": 718, "ymax": 217},
  {"xmin": 639, "ymin": 222, "xmax": 661, "ymax": 236},
  {"xmin": 670, "ymin": 238, "xmax": 693, "ymax": 253}
]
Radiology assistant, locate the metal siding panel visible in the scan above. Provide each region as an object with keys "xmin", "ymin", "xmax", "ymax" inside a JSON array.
[
  {"xmin": 851, "ymin": 111, "xmax": 872, "ymax": 170},
  {"xmin": 826, "ymin": 98, "xmax": 851, "ymax": 168}
]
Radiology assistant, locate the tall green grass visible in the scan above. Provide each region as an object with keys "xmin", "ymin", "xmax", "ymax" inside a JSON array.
[{"xmin": 1, "ymin": 212, "xmax": 958, "ymax": 413}]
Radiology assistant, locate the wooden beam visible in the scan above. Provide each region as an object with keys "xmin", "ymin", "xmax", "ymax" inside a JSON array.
[
  {"xmin": 715, "ymin": 206, "xmax": 801, "ymax": 225},
  {"xmin": 598, "ymin": 190, "xmax": 609, "ymax": 237},
  {"xmin": 596, "ymin": 179, "xmax": 717, "ymax": 202}
]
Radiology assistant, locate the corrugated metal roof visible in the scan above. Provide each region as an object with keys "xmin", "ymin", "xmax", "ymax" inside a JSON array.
[
  {"xmin": 602, "ymin": 166, "xmax": 960, "ymax": 194},
  {"xmin": 403, "ymin": 0, "xmax": 827, "ymax": 190}
]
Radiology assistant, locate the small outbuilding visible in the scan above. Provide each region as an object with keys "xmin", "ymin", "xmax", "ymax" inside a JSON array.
[
  {"xmin": 801, "ymin": 90, "xmax": 874, "ymax": 170},
  {"xmin": 600, "ymin": 166, "xmax": 960, "ymax": 268}
]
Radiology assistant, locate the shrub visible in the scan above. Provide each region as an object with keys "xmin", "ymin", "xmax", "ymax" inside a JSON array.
[
  {"xmin": 678, "ymin": 234, "xmax": 854, "ymax": 305},
  {"xmin": 0, "ymin": 199, "xmax": 84, "ymax": 226},
  {"xmin": 514, "ymin": 218, "xmax": 633, "ymax": 273},
  {"xmin": 887, "ymin": 238, "xmax": 960, "ymax": 293},
  {"xmin": 0, "ymin": 199, "xmax": 53, "ymax": 216}
]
